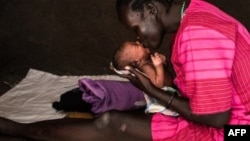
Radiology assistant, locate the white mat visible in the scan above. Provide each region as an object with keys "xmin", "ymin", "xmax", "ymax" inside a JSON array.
[{"xmin": 0, "ymin": 69, "xmax": 126, "ymax": 123}]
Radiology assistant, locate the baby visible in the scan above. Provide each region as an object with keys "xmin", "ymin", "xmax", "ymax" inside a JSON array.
[{"xmin": 111, "ymin": 41, "xmax": 179, "ymax": 116}]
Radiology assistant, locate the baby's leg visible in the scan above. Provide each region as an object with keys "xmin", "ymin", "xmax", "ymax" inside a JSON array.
[{"xmin": 0, "ymin": 110, "xmax": 152, "ymax": 141}]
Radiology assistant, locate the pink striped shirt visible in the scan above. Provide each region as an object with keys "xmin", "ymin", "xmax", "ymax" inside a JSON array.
[{"xmin": 151, "ymin": 0, "xmax": 250, "ymax": 141}]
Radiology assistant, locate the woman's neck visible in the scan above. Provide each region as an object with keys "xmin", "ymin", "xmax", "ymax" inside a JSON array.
[{"xmin": 162, "ymin": 0, "xmax": 189, "ymax": 33}]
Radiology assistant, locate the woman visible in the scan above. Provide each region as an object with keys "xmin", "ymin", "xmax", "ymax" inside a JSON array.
[{"xmin": 0, "ymin": 0, "xmax": 250, "ymax": 141}]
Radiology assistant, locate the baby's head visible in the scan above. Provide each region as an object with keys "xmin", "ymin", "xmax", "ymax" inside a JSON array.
[{"xmin": 112, "ymin": 41, "xmax": 150, "ymax": 70}]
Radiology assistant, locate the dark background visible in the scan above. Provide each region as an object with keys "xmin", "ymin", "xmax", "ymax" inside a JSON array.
[{"xmin": 0, "ymin": 0, "xmax": 249, "ymax": 95}]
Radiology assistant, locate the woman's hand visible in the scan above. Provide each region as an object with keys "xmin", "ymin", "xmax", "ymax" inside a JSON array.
[
  {"xmin": 110, "ymin": 62, "xmax": 132, "ymax": 79},
  {"xmin": 123, "ymin": 66, "xmax": 154, "ymax": 93}
]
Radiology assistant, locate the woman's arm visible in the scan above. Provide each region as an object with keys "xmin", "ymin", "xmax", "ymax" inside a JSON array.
[{"xmin": 125, "ymin": 66, "xmax": 230, "ymax": 128}]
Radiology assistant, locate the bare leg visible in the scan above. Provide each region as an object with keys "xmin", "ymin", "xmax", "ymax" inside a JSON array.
[
  {"xmin": 0, "ymin": 134, "xmax": 31, "ymax": 141},
  {"xmin": 0, "ymin": 110, "xmax": 152, "ymax": 141}
]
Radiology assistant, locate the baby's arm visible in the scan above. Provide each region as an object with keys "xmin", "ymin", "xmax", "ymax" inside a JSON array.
[
  {"xmin": 141, "ymin": 53, "xmax": 165, "ymax": 88},
  {"xmin": 155, "ymin": 53, "xmax": 174, "ymax": 87},
  {"xmin": 151, "ymin": 53, "xmax": 166, "ymax": 87}
]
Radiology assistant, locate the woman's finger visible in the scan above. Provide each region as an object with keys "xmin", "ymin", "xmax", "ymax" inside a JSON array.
[
  {"xmin": 125, "ymin": 66, "xmax": 153, "ymax": 92},
  {"xmin": 125, "ymin": 66, "xmax": 141, "ymax": 76},
  {"xmin": 125, "ymin": 66, "xmax": 149, "ymax": 81}
]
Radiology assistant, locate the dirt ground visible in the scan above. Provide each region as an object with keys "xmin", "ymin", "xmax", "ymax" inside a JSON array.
[{"xmin": 0, "ymin": 0, "xmax": 250, "ymax": 96}]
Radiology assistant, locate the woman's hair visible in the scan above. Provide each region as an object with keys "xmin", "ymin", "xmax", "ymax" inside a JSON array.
[{"xmin": 116, "ymin": 0, "xmax": 173, "ymax": 14}]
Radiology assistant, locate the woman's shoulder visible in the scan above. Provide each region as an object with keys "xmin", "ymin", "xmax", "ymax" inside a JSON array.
[{"xmin": 185, "ymin": 0, "xmax": 239, "ymax": 26}]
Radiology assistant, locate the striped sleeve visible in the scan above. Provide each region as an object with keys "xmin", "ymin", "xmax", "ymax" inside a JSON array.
[{"xmin": 178, "ymin": 25, "xmax": 235, "ymax": 114}]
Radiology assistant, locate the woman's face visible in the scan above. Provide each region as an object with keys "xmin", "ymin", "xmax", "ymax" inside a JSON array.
[{"xmin": 119, "ymin": 7, "xmax": 165, "ymax": 49}]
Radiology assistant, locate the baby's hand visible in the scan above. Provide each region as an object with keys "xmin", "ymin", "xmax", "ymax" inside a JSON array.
[
  {"xmin": 157, "ymin": 53, "xmax": 166, "ymax": 63},
  {"xmin": 151, "ymin": 52, "xmax": 165, "ymax": 66}
]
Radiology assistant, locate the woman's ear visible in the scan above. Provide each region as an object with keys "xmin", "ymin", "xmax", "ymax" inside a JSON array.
[{"xmin": 145, "ymin": 3, "xmax": 157, "ymax": 15}]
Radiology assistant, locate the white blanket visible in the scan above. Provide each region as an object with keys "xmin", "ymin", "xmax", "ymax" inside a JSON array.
[{"xmin": 0, "ymin": 69, "xmax": 126, "ymax": 123}]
